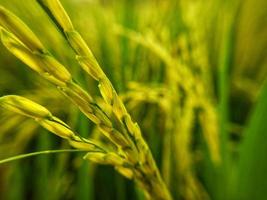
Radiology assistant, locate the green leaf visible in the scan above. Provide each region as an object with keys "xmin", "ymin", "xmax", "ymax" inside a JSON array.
[{"xmin": 232, "ymin": 80, "xmax": 267, "ymax": 199}]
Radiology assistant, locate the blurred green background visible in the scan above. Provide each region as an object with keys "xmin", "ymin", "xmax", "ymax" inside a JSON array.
[{"xmin": 0, "ymin": 0, "xmax": 266, "ymax": 199}]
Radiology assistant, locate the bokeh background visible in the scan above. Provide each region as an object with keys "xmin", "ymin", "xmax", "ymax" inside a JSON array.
[{"xmin": 0, "ymin": 0, "xmax": 266, "ymax": 199}]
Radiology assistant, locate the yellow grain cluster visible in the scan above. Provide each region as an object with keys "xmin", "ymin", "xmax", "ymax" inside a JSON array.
[{"xmin": 115, "ymin": 20, "xmax": 221, "ymax": 199}]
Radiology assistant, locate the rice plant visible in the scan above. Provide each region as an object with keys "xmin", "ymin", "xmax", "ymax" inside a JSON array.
[{"xmin": 0, "ymin": 0, "xmax": 266, "ymax": 200}]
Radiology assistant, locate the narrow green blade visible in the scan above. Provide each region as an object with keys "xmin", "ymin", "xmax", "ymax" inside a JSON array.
[{"xmin": 232, "ymin": 80, "xmax": 267, "ymax": 199}]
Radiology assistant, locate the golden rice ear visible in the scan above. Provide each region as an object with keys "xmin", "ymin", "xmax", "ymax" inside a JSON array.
[
  {"xmin": 37, "ymin": 0, "xmax": 73, "ymax": 33},
  {"xmin": 0, "ymin": 1, "xmax": 173, "ymax": 198},
  {"xmin": 0, "ymin": 6, "xmax": 44, "ymax": 52}
]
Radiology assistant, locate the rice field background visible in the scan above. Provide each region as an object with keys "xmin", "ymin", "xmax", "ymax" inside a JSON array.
[{"xmin": 0, "ymin": 0, "xmax": 266, "ymax": 199}]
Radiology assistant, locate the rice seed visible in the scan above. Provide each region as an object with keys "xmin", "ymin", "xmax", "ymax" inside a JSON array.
[
  {"xmin": 0, "ymin": 95, "xmax": 51, "ymax": 119},
  {"xmin": 68, "ymin": 140, "xmax": 98, "ymax": 151},
  {"xmin": 83, "ymin": 152, "xmax": 125, "ymax": 166},
  {"xmin": 76, "ymin": 56, "xmax": 104, "ymax": 81},
  {"xmin": 65, "ymin": 30, "xmax": 92, "ymax": 57},
  {"xmin": 0, "ymin": 6, "xmax": 44, "ymax": 52},
  {"xmin": 115, "ymin": 166, "xmax": 134, "ymax": 179},
  {"xmin": 37, "ymin": 53, "xmax": 72, "ymax": 84},
  {"xmin": 98, "ymin": 78, "xmax": 114, "ymax": 104}
]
